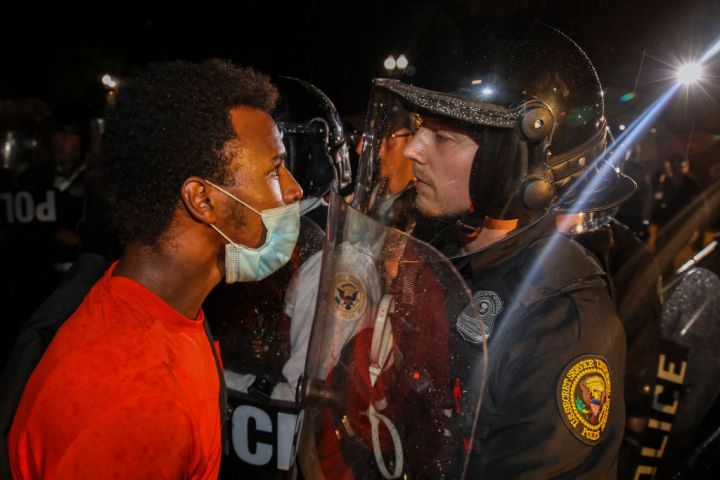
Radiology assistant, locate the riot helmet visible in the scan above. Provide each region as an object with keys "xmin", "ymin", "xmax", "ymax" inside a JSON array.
[
  {"xmin": 354, "ymin": 18, "xmax": 634, "ymax": 254},
  {"xmin": 0, "ymin": 99, "xmax": 50, "ymax": 178},
  {"xmin": 273, "ymin": 77, "xmax": 352, "ymax": 212}
]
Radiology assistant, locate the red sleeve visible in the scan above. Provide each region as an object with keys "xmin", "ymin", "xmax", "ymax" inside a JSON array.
[{"xmin": 49, "ymin": 396, "xmax": 196, "ymax": 479}]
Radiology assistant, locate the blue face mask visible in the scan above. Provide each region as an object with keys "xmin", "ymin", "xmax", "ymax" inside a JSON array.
[{"xmin": 205, "ymin": 180, "xmax": 300, "ymax": 283}]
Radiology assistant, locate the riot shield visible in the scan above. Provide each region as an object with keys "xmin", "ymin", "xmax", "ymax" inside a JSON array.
[
  {"xmin": 298, "ymin": 191, "xmax": 488, "ymax": 480},
  {"xmin": 203, "ymin": 216, "xmax": 325, "ymax": 478},
  {"xmin": 661, "ymin": 267, "xmax": 720, "ymax": 438},
  {"xmin": 627, "ymin": 267, "xmax": 720, "ymax": 478}
]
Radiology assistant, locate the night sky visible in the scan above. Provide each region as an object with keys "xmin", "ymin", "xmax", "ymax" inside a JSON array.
[{"xmin": 2, "ymin": 0, "xmax": 719, "ymax": 132}]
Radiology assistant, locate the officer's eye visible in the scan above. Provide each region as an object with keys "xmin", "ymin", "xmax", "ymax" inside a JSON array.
[{"xmin": 436, "ymin": 132, "xmax": 455, "ymax": 144}]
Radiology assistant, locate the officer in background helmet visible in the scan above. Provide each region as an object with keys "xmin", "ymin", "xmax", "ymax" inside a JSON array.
[
  {"xmin": 344, "ymin": 18, "xmax": 631, "ymax": 477},
  {"xmin": 273, "ymin": 76, "xmax": 352, "ymax": 230}
]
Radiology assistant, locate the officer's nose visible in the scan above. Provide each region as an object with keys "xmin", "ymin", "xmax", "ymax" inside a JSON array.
[
  {"xmin": 281, "ymin": 166, "xmax": 303, "ymax": 204},
  {"xmin": 403, "ymin": 127, "xmax": 430, "ymax": 165}
]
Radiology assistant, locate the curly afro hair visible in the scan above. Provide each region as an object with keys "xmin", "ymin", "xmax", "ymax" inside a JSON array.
[{"xmin": 97, "ymin": 59, "xmax": 278, "ymax": 246}]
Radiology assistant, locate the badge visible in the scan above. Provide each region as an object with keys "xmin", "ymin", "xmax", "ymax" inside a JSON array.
[
  {"xmin": 556, "ymin": 355, "xmax": 612, "ymax": 445},
  {"xmin": 332, "ymin": 273, "xmax": 366, "ymax": 321},
  {"xmin": 456, "ymin": 290, "xmax": 502, "ymax": 344}
]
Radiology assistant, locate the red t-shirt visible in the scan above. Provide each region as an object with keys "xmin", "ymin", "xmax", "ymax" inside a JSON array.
[{"xmin": 8, "ymin": 263, "xmax": 222, "ymax": 479}]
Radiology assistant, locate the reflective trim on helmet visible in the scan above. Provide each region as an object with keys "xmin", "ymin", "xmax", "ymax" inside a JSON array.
[{"xmin": 374, "ymin": 78, "xmax": 520, "ymax": 128}]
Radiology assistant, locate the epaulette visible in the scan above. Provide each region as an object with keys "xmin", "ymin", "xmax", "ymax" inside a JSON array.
[{"xmin": 513, "ymin": 232, "xmax": 610, "ymax": 308}]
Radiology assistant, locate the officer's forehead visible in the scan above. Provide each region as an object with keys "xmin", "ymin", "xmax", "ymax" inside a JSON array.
[{"xmin": 418, "ymin": 114, "xmax": 470, "ymax": 135}]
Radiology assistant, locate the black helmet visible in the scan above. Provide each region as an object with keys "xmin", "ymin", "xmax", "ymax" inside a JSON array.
[
  {"xmin": 273, "ymin": 77, "xmax": 351, "ymax": 204},
  {"xmin": 361, "ymin": 18, "xmax": 633, "ymax": 222}
]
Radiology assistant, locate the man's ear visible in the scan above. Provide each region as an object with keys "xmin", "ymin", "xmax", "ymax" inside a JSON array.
[{"xmin": 181, "ymin": 177, "xmax": 217, "ymax": 225}]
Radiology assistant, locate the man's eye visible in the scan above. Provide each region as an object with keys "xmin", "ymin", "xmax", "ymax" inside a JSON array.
[
  {"xmin": 271, "ymin": 167, "xmax": 281, "ymax": 178},
  {"xmin": 436, "ymin": 133, "xmax": 455, "ymax": 143}
]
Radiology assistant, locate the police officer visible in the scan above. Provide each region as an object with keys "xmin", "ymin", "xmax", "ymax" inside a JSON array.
[
  {"xmin": 305, "ymin": 18, "xmax": 629, "ymax": 478},
  {"xmin": 273, "ymin": 76, "xmax": 352, "ymax": 230}
]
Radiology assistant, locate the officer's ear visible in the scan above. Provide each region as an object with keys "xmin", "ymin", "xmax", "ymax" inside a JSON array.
[{"xmin": 181, "ymin": 177, "xmax": 217, "ymax": 225}]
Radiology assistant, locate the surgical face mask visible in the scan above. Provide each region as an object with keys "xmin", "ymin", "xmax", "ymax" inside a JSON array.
[{"xmin": 205, "ymin": 180, "xmax": 300, "ymax": 283}]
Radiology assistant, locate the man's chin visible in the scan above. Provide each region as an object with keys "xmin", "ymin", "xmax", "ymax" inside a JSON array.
[{"xmin": 415, "ymin": 197, "xmax": 448, "ymax": 219}]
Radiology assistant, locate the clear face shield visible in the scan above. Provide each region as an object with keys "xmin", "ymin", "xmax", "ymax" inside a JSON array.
[
  {"xmin": 351, "ymin": 80, "xmax": 554, "ymax": 259},
  {"xmin": 298, "ymin": 192, "xmax": 489, "ymax": 479}
]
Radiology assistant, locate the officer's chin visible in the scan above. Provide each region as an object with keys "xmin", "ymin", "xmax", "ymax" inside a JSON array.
[{"xmin": 415, "ymin": 195, "xmax": 439, "ymax": 219}]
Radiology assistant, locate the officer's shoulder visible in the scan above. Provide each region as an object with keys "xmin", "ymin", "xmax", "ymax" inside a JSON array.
[{"xmin": 516, "ymin": 232, "xmax": 607, "ymax": 296}]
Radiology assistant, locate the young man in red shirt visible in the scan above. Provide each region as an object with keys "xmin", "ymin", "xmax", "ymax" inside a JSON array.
[{"xmin": 8, "ymin": 60, "xmax": 302, "ymax": 479}]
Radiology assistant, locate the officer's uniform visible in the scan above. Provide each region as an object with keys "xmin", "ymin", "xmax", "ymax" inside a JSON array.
[
  {"xmin": 301, "ymin": 17, "xmax": 635, "ymax": 479},
  {"xmin": 455, "ymin": 219, "xmax": 627, "ymax": 478},
  {"xmin": 574, "ymin": 219, "xmax": 661, "ymax": 419}
]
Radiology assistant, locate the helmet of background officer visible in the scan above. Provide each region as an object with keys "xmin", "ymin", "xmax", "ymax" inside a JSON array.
[
  {"xmin": 273, "ymin": 77, "xmax": 351, "ymax": 209},
  {"xmin": 341, "ymin": 119, "xmax": 362, "ymax": 198},
  {"xmin": 0, "ymin": 99, "xmax": 50, "ymax": 178},
  {"xmin": 49, "ymin": 107, "xmax": 90, "ymax": 178},
  {"xmin": 665, "ymin": 152, "xmax": 689, "ymax": 178}
]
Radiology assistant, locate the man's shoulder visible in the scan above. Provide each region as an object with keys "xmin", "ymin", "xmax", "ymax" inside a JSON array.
[
  {"xmin": 511, "ymin": 232, "xmax": 609, "ymax": 306},
  {"xmin": 481, "ymin": 231, "xmax": 623, "ymax": 362},
  {"xmin": 30, "ymin": 283, "xmax": 178, "ymax": 399}
]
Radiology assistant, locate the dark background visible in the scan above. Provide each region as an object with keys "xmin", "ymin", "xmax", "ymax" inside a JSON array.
[
  {"xmin": 1, "ymin": 0, "xmax": 719, "ymax": 186},
  {"xmin": 2, "ymin": 0, "xmax": 719, "ymax": 127}
]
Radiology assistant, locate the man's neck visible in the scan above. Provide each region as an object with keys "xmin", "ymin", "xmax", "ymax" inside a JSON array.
[
  {"xmin": 460, "ymin": 217, "xmax": 518, "ymax": 253},
  {"xmin": 113, "ymin": 241, "xmax": 221, "ymax": 319}
]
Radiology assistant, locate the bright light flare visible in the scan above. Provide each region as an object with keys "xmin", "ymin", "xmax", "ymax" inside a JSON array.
[
  {"xmin": 396, "ymin": 55, "xmax": 409, "ymax": 69},
  {"xmin": 700, "ymin": 36, "xmax": 720, "ymax": 63},
  {"xmin": 676, "ymin": 63, "xmax": 704, "ymax": 85},
  {"xmin": 504, "ymin": 84, "xmax": 680, "ymax": 334},
  {"xmin": 101, "ymin": 74, "xmax": 118, "ymax": 89},
  {"xmin": 384, "ymin": 56, "xmax": 396, "ymax": 70}
]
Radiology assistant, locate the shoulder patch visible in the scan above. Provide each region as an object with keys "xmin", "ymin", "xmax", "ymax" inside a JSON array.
[
  {"xmin": 456, "ymin": 290, "xmax": 503, "ymax": 344},
  {"xmin": 556, "ymin": 355, "xmax": 612, "ymax": 445},
  {"xmin": 332, "ymin": 273, "xmax": 367, "ymax": 321}
]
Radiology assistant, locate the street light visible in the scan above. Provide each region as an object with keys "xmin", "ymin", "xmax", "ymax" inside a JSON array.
[
  {"xmin": 676, "ymin": 63, "xmax": 704, "ymax": 85},
  {"xmin": 101, "ymin": 74, "xmax": 118, "ymax": 89},
  {"xmin": 384, "ymin": 54, "xmax": 410, "ymax": 75},
  {"xmin": 396, "ymin": 55, "xmax": 408, "ymax": 69}
]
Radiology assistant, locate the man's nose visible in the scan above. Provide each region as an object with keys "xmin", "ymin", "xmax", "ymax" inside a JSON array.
[
  {"xmin": 403, "ymin": 130, "xmax": 428, "ymax": 164},
  {"xmin": 281, "ymin": 167, "xmax": 304, "ymax": 204}
]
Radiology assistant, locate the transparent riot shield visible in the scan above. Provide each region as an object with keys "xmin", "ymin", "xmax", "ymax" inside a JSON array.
[
  {"xmin": 203, "ymin": 216, "xmax": 325, "ymax": 478},
  {"xmin": 650, "ymin": 267, "xmax": 720, "ymax": 475},
  {"xmin": 627, "ymin": 267, "xmax": 720, "ymax": 478},
  {"xmin": 297, "ymin": 191, "xmax": 488, "ymax": 480},
  {"xmin": 662, "ymin": 267, "xmax": 720, "ymax": 435}
]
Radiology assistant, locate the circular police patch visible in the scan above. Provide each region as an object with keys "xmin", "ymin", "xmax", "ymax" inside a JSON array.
[
  {"xmin": 556, "ymin": 355, "xmax": 612, "ymax": 445},
  {"xmin": 332, "ymin": 273, "xmax": 366, "ymax": 321}
]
